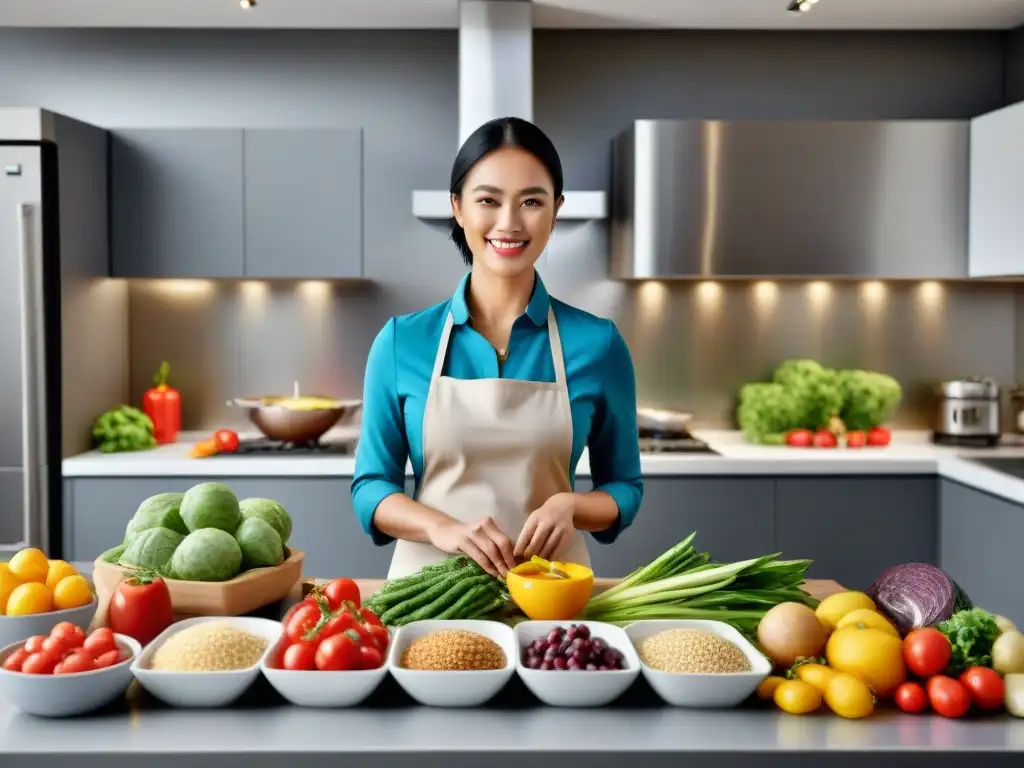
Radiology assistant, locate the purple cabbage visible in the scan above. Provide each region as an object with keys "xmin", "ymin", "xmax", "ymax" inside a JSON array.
[{"xmin": 865, "ymin": 563, "xmax": 958, "ymax": 634}]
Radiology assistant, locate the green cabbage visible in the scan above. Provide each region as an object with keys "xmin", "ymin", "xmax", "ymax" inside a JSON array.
[
  {"xmin": 234, "ymin": 517, "xmax": 284, "ymax": 569},
  {"xmin": 180, "ymin": 482, "xmax": 242, "ymax": 533},
  {"xmin": 239, "ymin": 497, "xmax": 292, "ymax": 545},
  {"xmin": 124, "ymin": 492, "xmax": 187, "ymax": 544},
  {"xmin": 118, "ymin": 526, "xmax": 184, "ymax": 574},
  {"xmin": 170, "ymin": 528, "xmax": 243, "ymax": 582}
]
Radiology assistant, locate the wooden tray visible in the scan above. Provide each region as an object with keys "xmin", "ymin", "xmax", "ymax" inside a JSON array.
[{"xmin": 91, "ymin": 549, "xmax": 305, "ymax": 620}]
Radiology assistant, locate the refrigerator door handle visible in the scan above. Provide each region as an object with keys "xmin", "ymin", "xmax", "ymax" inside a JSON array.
[{"xmin": 17, "ymin": 202, "xmax": 45, "ymax": 551}]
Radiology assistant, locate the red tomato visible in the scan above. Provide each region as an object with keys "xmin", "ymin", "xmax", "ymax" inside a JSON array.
[
  {"xmin": 23, "ymin": 635, "xmax": 46, "ymax": 654},
  {"xmin": 21, "ymin": 652, "xmax": 58, "ymax": 675},
  {"xmin": 927, "ymin": 676, "xmax": 972, "ymax": 718},
  {"xmin": 359, "ymin": 607, "xmax": 383, "ymax": 627},
  {"xmin": 867, "ymin": 426, "xmax": 892, "ymax": 447},
  {"xmin": 284, "ymin": 602, "xmax": 324, "ymax": 644},
  {"xmin": 367, "ymin": 624, "xmax": 390, "ymax": 652},
  {"xmin": 108, "ymin": 575, "xmax": 174, "ymax": 646},
  {"xmin": 281, "ymin": 641, "xmax": 318, "ymax": 671},
  {"xmin": 785, "ymin": 429, "xmax": 813, "ymax": 448},
  {"xmin": 83, "ymin": 628, "xmax": 118, "ymax": 659},
  {"xmin": 214, "ymin": 429, "xmax": 240, "ymax": 453},
  {"xmin": 902, "ymin": 628, "xmax": 952, "ymax": 679},
  {"xmin": 358, "ymin": 644, "xmax": 384, "ymax": 670},
  {"xmin": 55, "ymin": 651, "xmax": 96, "ymax": 675},
  {"xmin": 41, "ymin": 635, "xmax": 75, "ymax": 659},
  {"xmin": 49, "ymin": 622, "xmax": 86, "ymax": 650},
  {"xmin": 93, "ymin": 650, "xmax": 125, "ymax": 669},
  {"xmin": 2, "ymin": 648, "xmax": 30, "ymax": 673},
  {"xmin": 322, "ymin": 579, "xmax": 361, "ymax": 611},
  {"xmin": 315, "ymin": 631, "xmax": 361, "ymax": 671},
  {"xmin": 894, "ymin": 682, "xmax": 929, "ymax": 714},
  {"xmin": 959, "ymin": 667, "xmax": 1005, "ymax": 711},
  {"xmin": 813, "ymin": 430, "xmax": 838, "ymax": 448},
  {"xmin": 845, "ymin": 431, "xmax": 867, "ymax": 448}
]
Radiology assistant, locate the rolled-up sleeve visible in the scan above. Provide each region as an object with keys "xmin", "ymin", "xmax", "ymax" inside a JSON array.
[
  {"xmin": 352, "ymin": 318, "xmax": 408, "ymax": 545},
  {"xmin": 588, "ymin": 321, "xmax": 644, "ymax": 544}
]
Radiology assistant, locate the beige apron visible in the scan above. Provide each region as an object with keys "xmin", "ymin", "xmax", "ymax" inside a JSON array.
[{"xmin": 387, "ymin": 306, "xmax": 591, "ymax": 580}]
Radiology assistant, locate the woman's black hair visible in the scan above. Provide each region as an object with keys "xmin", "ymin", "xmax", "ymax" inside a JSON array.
[{"xmin": 449, "ymin": 117, "xmax": 564, "ymax": 266}]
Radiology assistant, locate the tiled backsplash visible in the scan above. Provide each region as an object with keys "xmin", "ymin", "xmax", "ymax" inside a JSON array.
[{"xmin": 127, "ymin": 276, "xmax": 1024, "ymax": 432}]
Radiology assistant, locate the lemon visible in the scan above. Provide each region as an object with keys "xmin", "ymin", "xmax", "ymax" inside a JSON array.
[
  {"xmin": 815, "ymin": 591, "xmax": 876, "ymax": 632},
  {"xmin": 53, "ymin": 574, "xmax": 93, "ymax": 610},
  {"xmin": 0, "ymin": 564, "xmax": 22, "ymax": 616},
  {"xmin": 45, "ymin": 560, "xmax": 78, "ymax": 591},
  {"xmin": 6, "ymin": 582, "xmax": 53, "ymax": 616},
  {"xmin": 8, "ymin": 548, "xmax": 50, "ymax": 584},
  {"xmin": 835, "ymin": 608, "xmax": 900, "ymax": 638}
]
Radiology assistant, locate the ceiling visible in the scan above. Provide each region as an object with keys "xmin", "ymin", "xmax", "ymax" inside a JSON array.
[{"xmin": 2, "ymin": 0, "xmax": 1024, "ymax": 30}]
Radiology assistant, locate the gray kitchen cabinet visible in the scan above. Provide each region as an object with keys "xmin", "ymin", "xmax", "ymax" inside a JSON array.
[
  {"xmin": 64, "ymin": 476, "xmax": 395, "ymax": 580},
  {"xmin": 584, "ymin": 478, "xmax": 776, "ymax": 578},
  {"xmin": 775, "ymin": 477, "xmax": 937, "ymax": 591},
  {"xmin": 243, "ymin": 129, "xmax": 363, "ymax": 279},
  {"xmin": 939, "ymin": 479, "xmax": 1024, "ymax": 627},
  {"xmin": 110, "ymin": 129, "xmax": 245, "ymax": 277}
]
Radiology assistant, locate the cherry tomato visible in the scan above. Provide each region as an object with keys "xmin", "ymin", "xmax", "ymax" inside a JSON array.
[
  {"xmin": 785, "ymin": 429, "xmax": 813, "ymax": 448},
  {"xmin": 214, "ymin": 429, "xmax": 240, "ymax": 453},
  {"xmin": 813, "ymin": 430, "xmax": 838, "ymax": 448},
  {"xmin": 284, "ymin": 602, "xmax": 324, "ymax": 643},
  {"xmin": 2, "ymin": 648, "xmax": 30, "ymax": 673},
  {"xmin": 108, "ymin": 574, "xmax": 173, "ymax": 646},
  {"xmin": 903, "ymin": 628, "xmax": 952, "ymax": 678},
  {"xmin": 49, "ymin": 622, "xmax": 86, "ymax": 650},
  {"xmin": 93, "ymin": 650, "xmax": 125, "ymax": 669},
  {"xmin": 927, "ymin": 675, "xmax": 972, "ymax": 718},
  {"xmin": 894, "ymin": 682, "xmax": 929, "ymax": 714},
  {"xmin": 845, "ymin": 431, "xmax": 867, "ymax": 448},
  {"xmin": 367, "ymin": 624, "xmax": 390, "ymax": 652},
  {"xmin": 281, "ymin": 641, "xmax": 318, "ymax": 671},
  {"xmin": 959, "ymin": 667, "xmax": 1005, "ymax": 711},
  {"xmin": 315, "ymin": 631, "xmax": 361, "ymax": 671},
  {"xmin": 359, "ymin": 607, "xmax": 383, "ymax": 627},
  {"xmin": 83, "ymin": 628, "xmax": 119, "ymax": 659},
  {"xmin": 55, "ymin": 651, "xmax": 95, "ymax": 675},
  {"xmin": 21, "ymin": 651, "xmax": 59, "ymax": 675},
  {"xmin": 358, "ymin": 644, "xmax": 384, "ymax": 670},
  {"xmin": 322, "ymin": 579, "xmax": 361, "ymax": 611},
  {"xmin": 867, "ymin": 426, "xmax": 892, "ymax": 447},
  {"xmin": 23, "ymin": 635, "xmax": 46, "ymax": 654},
  {"xmin": 41, "ymin": 635, "xmax": 75, "ymax": 659}
]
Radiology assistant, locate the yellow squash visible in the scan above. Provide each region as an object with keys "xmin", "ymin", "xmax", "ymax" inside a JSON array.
[
  {"xmin": 826, "ymin": 624, "xmax": 906, "ymax": 698},
  {"xmin": 815, "ymin": 591, "xmax": 876, "ymax": 632}
]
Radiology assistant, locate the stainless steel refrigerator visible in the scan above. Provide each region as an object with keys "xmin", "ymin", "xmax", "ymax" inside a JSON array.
[{"xmin": 0, "ymin": 108, "xmax": 129, "ymax": 560}]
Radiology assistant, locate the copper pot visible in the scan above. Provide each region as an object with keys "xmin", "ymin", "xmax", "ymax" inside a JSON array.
[{"xmin": 231, "ymin": 383, "xmax": 362, "ymax": 443}]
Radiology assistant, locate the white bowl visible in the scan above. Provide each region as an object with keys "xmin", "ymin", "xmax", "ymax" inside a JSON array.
[
  {"xmin": 624, "ymin": 619, "xmax": 771, "ymax": 708},
  {"xmin": 388, "ymin": 620, "xmax": 516, "ymax": 707},
  {"xmin": 0, "ymin": 633, "xmax": 140, "ymax": 717},
  {"xmin": 260, "ymin": 634, "xmax": 389, "ymax": 708},
  {"xmin": 131, "ymin": 616, "xmax": 282, "ymax": 708},
  {"xmin": 514, "ymin": 621, "xmax": 641, "ymax": 707},
  {"xmin": 0, "ymin": 598, "xmax": 98, "ymax": 649}
]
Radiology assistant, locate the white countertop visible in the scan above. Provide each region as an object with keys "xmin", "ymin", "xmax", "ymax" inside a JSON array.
[{"xmin": 60, "ymin": 428, "xmax": 1024, "ymax": 505}]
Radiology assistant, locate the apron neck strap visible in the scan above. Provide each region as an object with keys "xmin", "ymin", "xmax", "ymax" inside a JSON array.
[{"xmin": 430, "ymin": 305, "xmax": 568, "ymax": 392}]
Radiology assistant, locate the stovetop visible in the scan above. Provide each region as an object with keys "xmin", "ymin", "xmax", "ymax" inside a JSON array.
[
  {"xmin": 638, "ymin": 428, "xmax": 718, "ymax": 455},
  {"xmin": 235, "ymin": 437, "xmax": 357, "ymax": 456}
]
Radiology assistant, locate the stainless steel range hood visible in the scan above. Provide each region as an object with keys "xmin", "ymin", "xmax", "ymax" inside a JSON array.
[
  {"xmin": 412, "ymin": 0, "xmax": 606, "ymax": 222},
  {"xmin": 610, "ymin": 119, "xmax": 969, "ymax": 279}
]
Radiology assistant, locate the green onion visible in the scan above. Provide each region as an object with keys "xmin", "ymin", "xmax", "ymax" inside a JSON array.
[{"xmin": 583, "ymin": 532, "xmax": 817, "ymax": 634}]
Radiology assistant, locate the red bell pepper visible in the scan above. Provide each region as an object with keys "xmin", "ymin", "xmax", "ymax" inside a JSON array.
[{"xmin": 143, "ymin": 361, "xmax": 181, "ymax": 444}]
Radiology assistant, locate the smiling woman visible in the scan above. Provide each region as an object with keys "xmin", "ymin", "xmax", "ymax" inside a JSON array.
[{"xmin": 352, "ymin": 117, "xmax": 644, "ymax": 583}]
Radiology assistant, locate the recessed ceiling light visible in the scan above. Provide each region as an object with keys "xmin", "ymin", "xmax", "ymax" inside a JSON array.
[
  {"xmin": 240, "ymin": 0, "xmax": 257, "ymax": 8},
  {"xmin": 788, "ymin": 0, "xmax": 821, "ymax": 13}
]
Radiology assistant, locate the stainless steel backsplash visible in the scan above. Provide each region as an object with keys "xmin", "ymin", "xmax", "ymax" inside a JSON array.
[{"xmin": 127, "ymin": 275, "xmax": 1024, "ymax": 432}]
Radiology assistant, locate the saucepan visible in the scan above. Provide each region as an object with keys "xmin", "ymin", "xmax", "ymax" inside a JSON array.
[
  {"xmin": 637, "ymin": 407, "xmax": 693, "ymax": 435},
  {"xmin": 230, "ymin": 382, "xmax": 362, "ymax": 444}
]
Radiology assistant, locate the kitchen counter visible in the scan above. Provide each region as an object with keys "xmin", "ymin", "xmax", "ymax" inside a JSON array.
[
  {"xmin": 61, "ymin": 429, "xmax": 1024, "ymax": 506},
  {"xmin": 3, "ymin": 574, "xmax": 1022, "ymax": 767}
]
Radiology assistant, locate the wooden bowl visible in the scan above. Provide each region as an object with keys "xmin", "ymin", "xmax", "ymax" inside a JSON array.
[{"xmin": 91, "ymin": 550, "xmax": 305, "ymax": 619}]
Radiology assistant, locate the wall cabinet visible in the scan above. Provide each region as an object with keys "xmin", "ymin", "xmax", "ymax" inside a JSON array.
[
  {"xmin": 110, "ymin": 128, "xmax": 364, "ymax": 279},
  {"xmin": 939, "ymin": 479, "xmax": 1024, "ymax": 627}
]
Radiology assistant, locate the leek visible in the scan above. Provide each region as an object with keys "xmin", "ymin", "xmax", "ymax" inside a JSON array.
[{"xmin": 584, "ymin": 532, "xmax": 817, "ymax": 633}]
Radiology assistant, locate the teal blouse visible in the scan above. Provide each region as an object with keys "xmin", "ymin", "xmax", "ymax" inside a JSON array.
[{"xmin": 351, "ymin": 272, "xmax": 644, "ymax": 546}]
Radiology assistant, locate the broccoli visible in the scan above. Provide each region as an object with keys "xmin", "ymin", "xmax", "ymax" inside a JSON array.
[
  {"xmin": 772, "ymin": 359, "xmax": 844, "ymax": 430},
  {"xmin": 736, "ymin": 382, "xmax": 802, "ymax": 444},
  {"xmin": 838, "ymin": 369, "xmax": 902, "ymax": 431}
]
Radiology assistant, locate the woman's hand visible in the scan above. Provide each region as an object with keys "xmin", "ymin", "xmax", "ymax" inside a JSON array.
[
  {"xmin": 515, "ymin": 493, "xmax": 577, "ymax": 561},
  {"xmin": 428, "ymin": 516, "xmax": 517, "ymax": 577}
]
